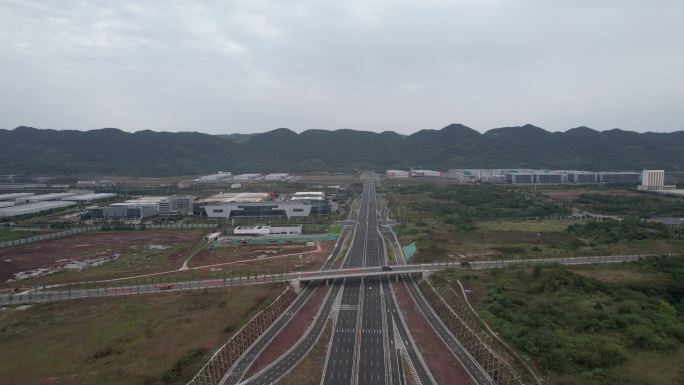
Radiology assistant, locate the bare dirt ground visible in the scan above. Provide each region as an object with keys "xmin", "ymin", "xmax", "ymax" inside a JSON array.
[
  {"xmin": 393, "ymin": 280, "xmax": 474, "ymax": 385},
  {"xmin": 190, "ymin": 241, "xmax": 336, "ymax": 274},
  {"xmin": 245, "ymin": 284, "xmax": 330, "ymax": 377},
  {"xmin": 0, "ymin": 230, "xmax": 205, "ymax": 283}
]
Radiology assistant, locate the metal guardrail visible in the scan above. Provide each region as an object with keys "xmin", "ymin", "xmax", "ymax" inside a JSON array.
[{"xmin": 0, "ymin": 254, "xmax": 661, "ymax": 306}]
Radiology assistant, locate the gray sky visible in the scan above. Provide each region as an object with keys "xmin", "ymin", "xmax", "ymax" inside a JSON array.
[{"xmin": 1, "ymin": 0, "xmax": 683, "ymax": 135}]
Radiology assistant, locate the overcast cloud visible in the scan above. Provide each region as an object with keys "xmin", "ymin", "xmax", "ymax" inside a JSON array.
[{"xmin": 1, "ymin": 0, "xmax": 683, "ymax": 134}]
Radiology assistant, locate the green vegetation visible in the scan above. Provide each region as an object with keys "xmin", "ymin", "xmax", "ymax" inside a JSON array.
[
  {"xmin": 432, "ymin": 256, "xmax": 684, "ymax": 385},
  {"xmin": 389, "ymin": 184, "xmax": 570, "ymax": 224},
  {"xmin": 0, "ymin": 286, "xmax": 283, "ymax": 385},
  {"xmin": 4, "ymin": 124, "xmax": 684, "ymax": 176},
  {"xmin": 388, "ymin": 185, "xmax": 684, "ymax": 263},
  {"xmin": 567, "ymin": 219, "xmax": 683, "ymax": 244},
  {"xmin": 573, "ymin": 193, "xmax": 684, "ymax": 217},
  {"xmin": 0, "ymin": 229, "xmax": 44, "ymax": 242}
]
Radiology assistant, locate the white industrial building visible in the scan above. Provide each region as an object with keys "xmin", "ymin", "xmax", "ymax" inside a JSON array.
[
  {"xmin": 16, "ymin": 192, "xmax": 78, "ymax": 204},
  {"xmin": 233, "ymin": 225, "xmax": 302, "ymax": 236},
  {"xmin": 197, "ymin": 171, "xmax": 232, "ymax": 182},
  {"xmin": 0, "ymin": 201, "xmax": 76, "ymax": 217},
  {"xmin": 0, "ymin": 192, "xmax": 34, "ymax": 201},
  {"xmin": 233, "ymin": 173, "xmax": 262, "ymax": 181},
  {"xmin": 92, "ymin": 195, "xmax": 194, "ymax": 219},
  {"xmin": 410, "ymin": 169, "xmax": 444, "ymax": 177},
  {"xmin": 264, "ymin": 173, "xmax": 290, "ymax": 181},
  {"xmin": 291, "ymin": 191, "xmax": 325, "ymax": 201},
  {"xmin": 639, "ymin": 170, "xmax": 674, "ymax": 191},
  {"xmin": 198, "ymin": 192, "xmax": 271, "ymax": 204},
  {"xmin": 386, "ymin": 170, "xmax": 410, "ymax": 178},
  {"xmin": 63, "ymin": 193, "xmax": 117, "ymax": 203}
]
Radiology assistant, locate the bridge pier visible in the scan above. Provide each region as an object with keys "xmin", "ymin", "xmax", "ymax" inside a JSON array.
[{"xmin": 288, "ymin": 279, "xmax": 302, "ymax": 294}]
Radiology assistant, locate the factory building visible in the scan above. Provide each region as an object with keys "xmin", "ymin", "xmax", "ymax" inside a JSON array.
[
  {"xmin": 91, "ymin": 195, "xmax": 194, "ymax": 219},
  {"xmin": 16, "ymin": 192, "xmax": 78, "ymax": 204},
  {"xmin": 232, "ymin": 173, "xmax": 262, "ymax": 181},
  {"xmin": 63, "ymin": 193, "xmax": 117, "ymax": 203},
  {"xmin": 597, "ymin": 172, "xmax": 641, "ymax": 184},
  {"xmin": 233, "ymin": 225, "xmax": 302, "ymax": 236},
  {"xmin": 198, "ymin": 191, "xmax": 331, "ymax": 219},
  {"xmin": 386, "ymin": 170, "xmax": 410, "ymax": 178},
  {"xmin": 264, "ymin": 173, "xmax": 290, "ymax": 181},
  {"xmin": 639, "ymin": 170, "xmax": 676, "ymax": 191},
  {"xmin": 566, "ymin": 172, "xmax": 598, "ymax": 184},
  {"xmin": 0, "ymin": 201, "xmax": 76, "ymax": 217},
  {"xmin": 0, "ymin": 193, "xmax": 34, "ymax": 201},
  {"xmin": 410, "ymin": 169, "xmax": 444, "ymax": 177},
  {"xmin": 535, "ymin": 173, "xmax": 565, "ymax": 184},
  {"xmin": 506, "ymin": 174, "xmax": 535, "ymax": 184},
  {"xmin": 197, "ymin": 171, "xmax": 232, "ymax": 182}
]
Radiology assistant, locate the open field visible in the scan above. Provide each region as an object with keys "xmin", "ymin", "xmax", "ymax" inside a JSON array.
[
  {"xmin": 0, "ymin": 285, "xmax": 284, "ymax": 385},
  {"xmin": 387, "ymin": 184, "xmax": 684, "ymax": 263},
  {"xmin": 1, "ymin": 230, "xmax": 206, "ymax": 287},
  {"xmin": 191, "ymin": 240, "xmax": 335, "ymax": 275},
  {"xmin": 430, "ymin": 256, "xmax": 684, "ymax": 385}
]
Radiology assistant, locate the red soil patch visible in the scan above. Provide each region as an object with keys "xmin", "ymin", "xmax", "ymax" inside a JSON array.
[
  {"xmin": 393, "ymin": 281, "xmax": 474, "ymax": 385},
  {"xmin": 0, "ymin": 230, "xmax": 205, "ymax": 283},
  {"xmin": 245, "ymin": 284, "xmax": 330, "ymax": 377}
]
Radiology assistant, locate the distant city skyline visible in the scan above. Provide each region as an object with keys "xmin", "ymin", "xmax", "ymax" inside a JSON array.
[{"xmin": 1, "ymin": 0, "xmax": 683, "ymax": 135}]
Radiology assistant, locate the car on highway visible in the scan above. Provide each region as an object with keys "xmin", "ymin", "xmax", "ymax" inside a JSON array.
[
  {"xmin": 156, "ymin": 284, "xmax": 174, "ymax": 290},
  {"xmin": 381, "ymin": 265, "xmax": 392, "ymax": 271}
]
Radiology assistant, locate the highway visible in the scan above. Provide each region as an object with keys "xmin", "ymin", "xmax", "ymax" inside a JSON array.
[{"xmin": 218, "ymin": 228, "xmax": 352, "ymax": 385}]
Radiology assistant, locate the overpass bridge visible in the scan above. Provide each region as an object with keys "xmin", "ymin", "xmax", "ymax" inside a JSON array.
[{"xmin": 0, "ymin": 254, "xmax": 649, "ymax": 306}]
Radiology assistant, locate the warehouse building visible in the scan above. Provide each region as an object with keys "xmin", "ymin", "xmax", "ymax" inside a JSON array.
[
  {"xmin": 198, "ymin": 191, "xmax": 330, "ymax": 219},
  {"xmin": 15, "ymin": 192, "xmax": 78, "ymax": 204},
  {"xmin": 91, "ymin": 195, "xmax": 194, "ymax": 219},
  {"xmin": 197, "ymin": 171, "xmax": 232, "ymax": 182},
  {"xmin": 233, "ymin": 173, "xmax": 262, "ymax": 181},
  {"xmin": 410, "ymin": 169, "xmax": 444, "ymax": 177},
  {"xmin": 264, "ymin": 173, "xmax": 290, "ymax": 181},
  {"xmin": 0, "ymin": 192, "xmax": 34, "ymax": 201},
  {"xmin": 233, "ymin": 225, "xmax": 302, "ymax": 236},
  {"xmin": 597, "ymin": 172, "xmax": 641, "ymax": 184},
  {"xmin": 386, "ymin": 170, "xmax": 410, "ymax": 178},
  {"xmin": 63, "ymin": 193, "xmax": 117, "ymax": 203},
  {"xmin": 0, "ymin": 201, "xmax": 76, "ymax": 217}
]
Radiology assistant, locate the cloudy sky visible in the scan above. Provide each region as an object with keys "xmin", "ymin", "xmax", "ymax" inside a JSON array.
[{"xmin": 1, "ymin": 0, "xmax": 682, "ymax": 134}]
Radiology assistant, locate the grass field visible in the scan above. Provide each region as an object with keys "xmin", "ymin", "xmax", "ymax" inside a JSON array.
[
  {"xmin": 430, "ymin": 257, "xmax": 684, "ymax": 385},
  {"xmin": 0, "ymin": 285, "xmax": 284, "ymax": 385},
  {"xmin": 387, "ymin": 184, "xmax": 684, "ymax": 263},
  {"xmin": 0, "ymin": 229, "xmax": 47, "ymax": 242}
]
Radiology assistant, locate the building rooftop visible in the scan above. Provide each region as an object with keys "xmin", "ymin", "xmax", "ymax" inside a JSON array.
[
  {"xmin": 199, "ymin": 192, "xmax": 271, "ymax": 203},
  {"xmin": 0, "ymin": 193, "xmax": 34, "ymax": 201}
]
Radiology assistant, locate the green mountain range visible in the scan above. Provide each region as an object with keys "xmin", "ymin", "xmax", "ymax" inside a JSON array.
[{"xmin": 1, "ymin": 124, "xmax": 682, "ymax": 176}]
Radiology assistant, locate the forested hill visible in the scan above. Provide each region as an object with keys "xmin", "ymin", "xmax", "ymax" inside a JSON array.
[{"xmin": 1, "ymin": 124, "xmax": 683, "ymax": 176}]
